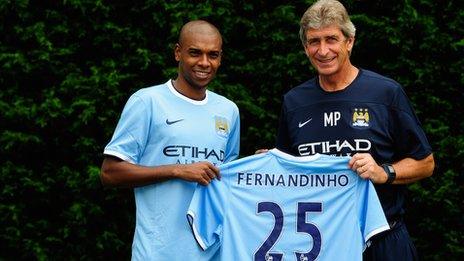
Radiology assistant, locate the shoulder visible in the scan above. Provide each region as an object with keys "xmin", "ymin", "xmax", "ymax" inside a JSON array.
[
  {"xmin": 358, "ymin": 69, "xmax": 402, "ymax": 92},
  {"xmin": 354, "ymin": 69, "xmax": 410, "ymax": 106},
  {"xmin": 282, "ymin": 77, "xmax": 318, "ymax": 107},
  {"xmin": 207, "ymin": 90, "xmax": 239, "ymax": 112},
  {"xmin": 131, "ymin": 81, "xmax": 169, "ymax": 101},
  {"xmin": 122, "ymin": 81, "xmax": 173, "ymax": 111},
  {"xmin": 284, "ymin": 77, "xmax": 318, "ymax": 97}
]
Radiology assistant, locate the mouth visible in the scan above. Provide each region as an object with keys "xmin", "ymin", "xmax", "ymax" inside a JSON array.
[
  {"xmin": 194, "ymin": 70, "xmax": 211, "ymax": 79},
  {"xmin": 317, "ymin": 57, "xmax": 335, "ymax": 64}
]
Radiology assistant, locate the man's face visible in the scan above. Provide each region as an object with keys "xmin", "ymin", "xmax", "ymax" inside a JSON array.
[
  {"xmin": 304, "ymin": 25, "xmax": 354, "ymax": 76},
  {"xmin": 175, "ymin": 31, "xmax": 222, "ymax": 90}
]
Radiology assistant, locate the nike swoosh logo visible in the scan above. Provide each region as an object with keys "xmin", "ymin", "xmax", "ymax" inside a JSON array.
[
  {"xmin": 166, "ymin": 118, "xmax": 184, "ymax": 125},
  {"xmin": 298, "ymin": 118, "xmax": 312, "ymax": 128}
]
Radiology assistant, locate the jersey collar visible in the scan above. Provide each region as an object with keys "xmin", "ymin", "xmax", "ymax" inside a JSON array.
[{"xmin": 166, "ymin": 80, "xmax": 209, "ymax": 105}]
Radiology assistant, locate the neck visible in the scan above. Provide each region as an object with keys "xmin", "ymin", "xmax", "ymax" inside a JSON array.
[
  {"xmin": 319, "ymin": 65, "xmax": 359, "ymax": 92},
  {"xmin": 172, "ymin": 78, "xmax": 206, "ymax": 101}
]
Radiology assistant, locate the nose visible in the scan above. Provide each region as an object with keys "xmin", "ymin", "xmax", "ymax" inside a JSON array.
[
  {"xmin": 197, "ymin": 54, "xmax": 210, "ymax": 67},
  {"xmin": 318, "ymin": 41, "xmax": 330, "ymax": 56}
]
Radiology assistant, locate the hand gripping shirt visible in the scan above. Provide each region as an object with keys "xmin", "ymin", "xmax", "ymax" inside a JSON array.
[
  {"xmin": 187, "ymin": 149, "xmax": 389, "ymax": 261},
  {"xmin": 104, "ymin": 80, "xmax": 240, "ymax": 260}
]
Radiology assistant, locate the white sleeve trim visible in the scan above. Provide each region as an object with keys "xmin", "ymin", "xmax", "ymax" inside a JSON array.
[
  {"xmin": 103, "ymin": 150, "xmax": 136, "ymax": 164},
  {"xmin": 187, "ymin": 210, "xmax": 207, "ymax": 251},
  {"xmin": 363, "ymin": 224, "xmax": 390, "ymax": 251}
]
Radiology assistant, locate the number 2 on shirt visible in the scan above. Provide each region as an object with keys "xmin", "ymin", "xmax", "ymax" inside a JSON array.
[{"xmin": 254, "ymin": 202, "xmax": 322, "ymax": 261}]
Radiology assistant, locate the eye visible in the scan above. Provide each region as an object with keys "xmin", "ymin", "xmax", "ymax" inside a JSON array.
[
  {"xmin": 307, "ymin": 39, "xmax": 319, "ymax": 46},
  {"xmin": 189, "ymin": 50, "xmax": 201, "ymax": 57},
  {"xmin": 327, "ymin": 37, "xmax": 339, "ymax": 43},
  {"xmin": 209, "ymin": 52, "xmax": 220, "ymax": 59}
]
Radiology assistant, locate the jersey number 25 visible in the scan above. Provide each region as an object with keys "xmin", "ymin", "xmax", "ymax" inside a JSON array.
[{"xmin": 254, "ymin": 201, "xmax": 322, "ymax": 261}]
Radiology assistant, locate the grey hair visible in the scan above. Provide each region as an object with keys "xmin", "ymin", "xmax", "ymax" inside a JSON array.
[{"xmin": 299, "ymin": 0, "xmax": 356, "ymax": 45}]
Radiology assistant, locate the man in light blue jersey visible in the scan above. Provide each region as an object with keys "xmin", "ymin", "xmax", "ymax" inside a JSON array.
[
  {"xmin": 100, "ymin": 20, "xmax": 240, "ymax": 260},
  {"xmin": 187, "ymin": 149, "xmax": 390, "ymax": 260}
]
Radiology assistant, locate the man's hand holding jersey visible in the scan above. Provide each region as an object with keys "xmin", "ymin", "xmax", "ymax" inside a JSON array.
[{"xmin": 349, "ymin": 153, "xmax": 388, "ymax": 184}]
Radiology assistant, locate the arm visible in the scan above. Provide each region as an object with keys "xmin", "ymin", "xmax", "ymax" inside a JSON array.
[
  {"xmin": 388, "ymin": 154, "xmax": 434, "ymax": 184},
  {"xmin": 349, "ymin": 153, "xmax": 435, "ymax": 184},
  {"xmin": 100, "ymin": 156, "xmax": 220, "ymax": 188},
  {"xmin": 275, "ymin": 99, "xmax": 292, "ymax": 154}
]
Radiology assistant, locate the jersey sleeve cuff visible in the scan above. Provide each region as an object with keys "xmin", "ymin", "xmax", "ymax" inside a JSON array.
[
  {"xmin": 103, "ymin": 150, "xmax": 136, "ymax": 164},
  {"xmin": 187, "ymin": 210, "xmax": 207, "ymax": 251},
  {"xmin": 363, "ymin": 224, "xmax": 390, "ymax": 251}
]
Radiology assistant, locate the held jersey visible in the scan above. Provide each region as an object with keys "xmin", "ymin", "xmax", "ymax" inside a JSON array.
[
  {"xmin": 276, "ymin": 69, "xmax": 432, "ymax": 220},
  {"xmin": 104, "ymin": 80, "xmax": 240, "ymax": 260},
  {"xmin": 187, "ymin": 149, "xmax": 389, "ymax": 261}
]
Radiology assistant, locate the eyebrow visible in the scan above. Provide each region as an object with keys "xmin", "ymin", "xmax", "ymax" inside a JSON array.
[
  {"xmin": 308, "ymin": 34, "xmax": 340, "ymax": 40},
  {"xmin": 187, "ymin": 47, "xmax": 221, "ymax": 54}
]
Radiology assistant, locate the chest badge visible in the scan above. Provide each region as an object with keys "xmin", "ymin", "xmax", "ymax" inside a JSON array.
[
  {"xmin": 215, "ymin": 116, "xmax": 229, "ymax": 138},
  {"xmin": 352, "ymin": 108, "xmax": 370, "ymax": 127}
]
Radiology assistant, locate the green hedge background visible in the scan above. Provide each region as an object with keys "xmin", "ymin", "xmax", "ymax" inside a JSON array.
[{"xmin": 1, "ymin": 0, "xmax": 463, "ymax": 260}]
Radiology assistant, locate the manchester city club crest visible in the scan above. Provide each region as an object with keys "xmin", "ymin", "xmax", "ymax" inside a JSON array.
[
  {"xmin": 352, "ymin": 108, "xmax": 370, "ymax": 127},
  {"xmin": 214, "ymin": 115, "xmax": 229, "ymax": 138}
]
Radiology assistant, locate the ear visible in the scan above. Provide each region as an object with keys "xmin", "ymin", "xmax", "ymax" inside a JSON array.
[
  {"xmin": 303, "ymin": 44, "xmax": 311, "ymax": 58},
  {"xmin": 347, "ymin": 37, "xmax": 355, "ymax": 52},
  {"xmin": 218, "ymin": 50, "xmax": 223, "ymax": 66},
  {"xmin": 174, "ymin": 43, "xmax": 181, "ymax": 62}
]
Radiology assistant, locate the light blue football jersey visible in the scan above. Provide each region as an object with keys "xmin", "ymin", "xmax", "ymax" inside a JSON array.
[
  {"xmin": 187, "ymin": 149, "xmax": 389, "ymax": 261},
  {"xmin": 104, "ymin": 80, "xmax": 240, "ymax": 260}
]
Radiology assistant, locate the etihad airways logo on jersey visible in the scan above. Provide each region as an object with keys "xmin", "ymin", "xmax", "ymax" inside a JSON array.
[
  {"xmin": 163, "ymin": 145, "xmax": 224, "ymax": 163},
  {"xmin": 298, "ymin": 139, "xmax": 371, "ymax": 156}
]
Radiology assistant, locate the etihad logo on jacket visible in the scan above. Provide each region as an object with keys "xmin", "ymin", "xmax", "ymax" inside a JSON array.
[
  {"xmin": 298, "ymin": 139, "xmax": 371, "ymax": 156},
  {"xmin": 163, "ymin": 145, "xmax": 224, "ymax": 163}
]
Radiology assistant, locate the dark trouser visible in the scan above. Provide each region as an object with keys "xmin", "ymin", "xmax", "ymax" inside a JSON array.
[{"xmin": 363, "ymin": 221, "xmax": 419, "ymax": 261}]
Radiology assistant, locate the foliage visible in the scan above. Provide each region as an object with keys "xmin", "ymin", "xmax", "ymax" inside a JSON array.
[{"xmin": 1, "ymin": 0, "xmax": 462, "ymax": 259}]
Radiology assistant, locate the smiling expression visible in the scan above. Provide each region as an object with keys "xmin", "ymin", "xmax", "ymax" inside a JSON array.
[
  {"xmin": 304, "ymin": 25, "xmax": 354, "ymax": 77},
  {"xmin": 175, "ymin": 27, "xmax": 222, "ymax": 91}
]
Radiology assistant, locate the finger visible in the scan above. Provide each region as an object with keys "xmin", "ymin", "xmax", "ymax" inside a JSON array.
[
  {"xmin": 360, "ymin": 165, "xmax": 368, "ymax": 173},
  {"xmin": 203, "ymin": 173, "xmax": 212, "ymax": 184},
  {"xmin": 204, "ymin": 167, "xmax": 217, "ymax": 180},
  {"xmin": 203, "ymin": 162, "xmax": 220, "ymax": 180},
  {"xmin": 349, "ymin": 156, "xmax": 362, "ymax": 169},
  {"xmin": 197, "ymin": 176, "xmax": 209, "ymax": 186},
  {"xmin": 255, "ymin": 149, "xmax": 269, "ymax": 154},
  {"xmin": 355, "ymin": 158, "xmax": 370, "ymax": 171},
  {"xmin": 359, "ymin": 172, "xmax": 370, "ymax": 180},
  {"xmin": 210, "ymin": 164, "xmax": 220, "ymax": 180},
  {"xmin": 355, "ymin": 163, "xmax": 370, "ymax": 175},
  {"xmin": 348, "ymin": 156, "xmax": 356, "ymax": 168},
  {"xmin": 351, "ymin": 159, "xmax": 362, "ymax": 171}
]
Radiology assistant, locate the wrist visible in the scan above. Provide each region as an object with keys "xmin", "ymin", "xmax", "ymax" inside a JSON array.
[
  {"xmin": 171, "ymin": 165, "xmax": 182, "ymax": 179},
  {"xmin": 382, "ymin": 163, "xmax": 396, "ymax": 184},
  {"xmin": 160, "ymin": 164, "xmax": 180, "ymax": 180}
]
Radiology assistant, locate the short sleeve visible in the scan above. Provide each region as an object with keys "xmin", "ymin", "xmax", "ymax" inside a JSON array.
[
  {"xmin": 275, "ymin": 97, "xmax": 292, "ymax": 154},
  {"xmin": 187, "ymin": 175, "xmax": 229, "ymax": 252},
  {"xmin": 390, "ymin": 88, "xmax": 432, "ymax": 160},
  {"xmin": 103, "ymin": 94, "xmax": 151, "ymax": 163},
  {"xmin": 224, "ymin": 105, "xmax": 240, "ymax": 163},
  {"xmin": 356, "ymin": 179, "xmax": 390, "ymax": 247}
]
